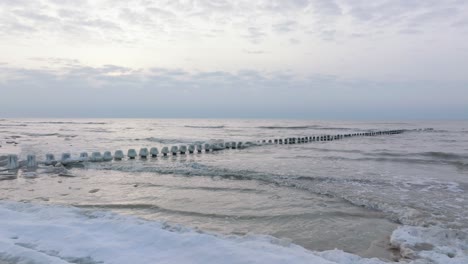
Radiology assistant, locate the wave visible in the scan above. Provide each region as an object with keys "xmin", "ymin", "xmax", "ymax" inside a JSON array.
[
  {"xmin": 317, "ymin": 155, "xmax": 468, "ymax": 169},
  {"xmin": 258, "ymin": 125, "xmax": 318, "ymax": 130},
  {"xmin": 140, "ymin": 137, "xmax": 195, "ymax": 144},
  {"xmin": 258, "ymin": 125, "xmax": 354, "ymax": 131},
  {"xmin": 127, "ymin": 182, "xmax": 265, "ymax": 193},
  {"xmin": 371, "ymin": 151, "xmax": 468, "ymax": 160},
  {"xmin": 25, "ymin": 121, "xmax": 107, "ymax": 125},
  {"xmin": 0, "ymin": 124, "xmax": 27, "ymax": 127},
  {"xmin": 184, "ymin": 125, "xmax": 225, "ymax": 129},
  {"xmin": 21, "ymin": 132, "xmax": 60, "ymax": 137}
]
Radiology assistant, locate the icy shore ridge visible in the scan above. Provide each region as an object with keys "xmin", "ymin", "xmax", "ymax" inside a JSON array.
[{"xmin": 0, "ymin": 202, "xmax": 466, "ymax": 264}]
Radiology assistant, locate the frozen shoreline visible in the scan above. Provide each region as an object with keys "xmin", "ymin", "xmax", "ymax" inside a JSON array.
[{"xmin": 0, "ymin": 201, "xmax": 467, "ymax": 264}]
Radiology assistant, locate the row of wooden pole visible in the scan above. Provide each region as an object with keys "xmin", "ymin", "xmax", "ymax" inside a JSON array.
[{"xmin": 3, "ymin": 129, "xmax": 405, "ymax": 170}]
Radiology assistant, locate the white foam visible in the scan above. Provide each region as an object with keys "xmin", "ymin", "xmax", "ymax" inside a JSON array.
[{"xmin": 0, "ymin": 201, "xmax": 392, "ymax": 264}]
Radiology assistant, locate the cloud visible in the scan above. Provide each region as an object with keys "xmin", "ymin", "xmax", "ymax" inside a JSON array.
[
  {"xmin": 272, "ymin": 20, "xmax": 297, "ymax": 33},
  {"xmin": 243, "ymin": 27, "xmax": 267, "ymax": 44},
  {"xmin": 0, "ymin": 0, "xmax": 468, "ymax": 119},
  {"xmin": 243, "ymin": 49, "xmax": 266, "ymax": 54},
  {"xmin": 0, "ymin": 63, "xmax": 467, "ymax": 119}
]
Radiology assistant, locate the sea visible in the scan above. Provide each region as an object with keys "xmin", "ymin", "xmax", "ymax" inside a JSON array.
[{"xmin": 0, "ymin": 119, "xmax": 467, "ymax": 264}]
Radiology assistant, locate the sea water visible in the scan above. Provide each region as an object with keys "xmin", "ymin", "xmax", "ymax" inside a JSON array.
[{"xmin": 0, "ymin": 119, "xmax": 467, "ymax": 263}]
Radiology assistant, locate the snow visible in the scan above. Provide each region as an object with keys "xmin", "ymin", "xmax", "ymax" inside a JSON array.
[{"xmin": 0, "ymin": 201, "xmax": 390, "ymax": 264}]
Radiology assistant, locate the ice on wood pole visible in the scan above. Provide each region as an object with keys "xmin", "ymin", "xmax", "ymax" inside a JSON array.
[
  {"xmin": 114, "ymin": 150, "xmax": 124, "ymax": 160},
  {"xmin": 139, "ymin": 148, "xmax": 148, "ymax": 158},
  {"xmin": 128, "ymin": 149, "xmax": 137, "ymax": 159},
  {"xmin": 27, "ymin": 154, "xmax": 37, "ymax": 168},
  {"xmin": 150, "ymin": 147, "xmax": 159, "ymax": 157},
  {"xmin": 3, "ymin": 129, "xmax": 408, "ymax": 168},
  {"xmin": 7, "ymin": 154, "xmax": 19, "ymax": 170}
]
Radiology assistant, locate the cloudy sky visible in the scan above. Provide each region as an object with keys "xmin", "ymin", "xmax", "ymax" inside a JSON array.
[{"xmin": 1, "ymin": 0, "xmax": 467, "ymax": 119}]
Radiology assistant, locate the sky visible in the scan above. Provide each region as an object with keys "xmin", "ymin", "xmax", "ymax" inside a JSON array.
[{"xmin": 0, "ymin": 0, "xmax": 467, "ymax": 119}]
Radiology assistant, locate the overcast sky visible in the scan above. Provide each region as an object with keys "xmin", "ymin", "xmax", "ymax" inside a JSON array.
[{"xmin": 1, "ymin": 0, "xmax": 467, "ymax": 119}]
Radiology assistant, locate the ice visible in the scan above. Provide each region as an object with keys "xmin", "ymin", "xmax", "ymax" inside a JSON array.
[
  {"xmin": 204, "ymin": 143, "xmax": 211, "ymax": 152},
  {"xmin": 171, "ymin": 146, "xmax": 179, "ymax": 155},
  {"xmin": 127, "ymin": 149, "xmax": 137, "ymax": 159},
  {"xmin": 196, "ymin": 144, "xmax": 203, "ymax": 153},
  {"xmin": 90, "ymin": 152, "xmax": 103, "ymax": 162},
  {"xmin": 79, "ymin": 152, "xmax": 88, "ymax": 161},
  {"xmin": 114, "ymin": 150, "xmax": 124, "ymax": 160},
  {"xmin": 61, "ymin": 153, "xmax": 71, "ymax": 164},
  {"xmin": 212, "ymin": 143, "xmax": 223, "ymax": 151},
  {"xmin": 103, "ymin": 151, "xmax": 113, "ymax": 161},
  {"xmin": 390, "ymin": 226, "xmax": 468, "ymax": 263},
  {"xmin": 0, "ymin": 201, "xmax": 395, "ymax": 264},
  {"xmin": 150, "ymin": 147, "xmax": 159, "ymax": 157},
  {"xmin": 26, "ymin": 154, "xmax": 37, "ymax": 168},
  {"xmin": 179, "ymin": 145, "xmax": 187, "ymax": 154},
  {"xmin": 45, "ymin": 153, "xmax": 55, "ymax": 165},
  {"xmin": 188, "ymin": 145, "xmax": 195, "ymax": 153},
  {"xmin": 139, "ymin": 148, "xmax": 148, "ymax": 158},
  {"xmin": 161, "ymin": 147, "xmax": 169, "ymax": 156},
  {"xmin": 6, "ymin": 154, "xmax": 18, "ymax": 169}
]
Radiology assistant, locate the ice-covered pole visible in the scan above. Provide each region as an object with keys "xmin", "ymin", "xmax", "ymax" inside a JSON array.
[
  {"xmin": 150, "ymin": 147, "xmax": 159, "ymax": 157},
  {"xmin": 139, "ymin": 148, "xmax": 148, "ymax": 158},
  {"xmin": 7, "ymin": 154, "xmax": 19, "ymax": 170},
  {"xmin": 26, "ymin": 154, "xmax": 37, "ymax": 168},
  {"xmin": 128, "ymin": 149, "xmax": 137, "ymax": 159},
  {"xmin": 45, "ymin": 154, "xmax": 55, "ymax": 165},
  {"xmin": 114, "ymin": 150, "xmax": 124, "ymax": 160},
  {"xmin": 161, "ymin": 147, "xmax": 169, "ymax": 156}
]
